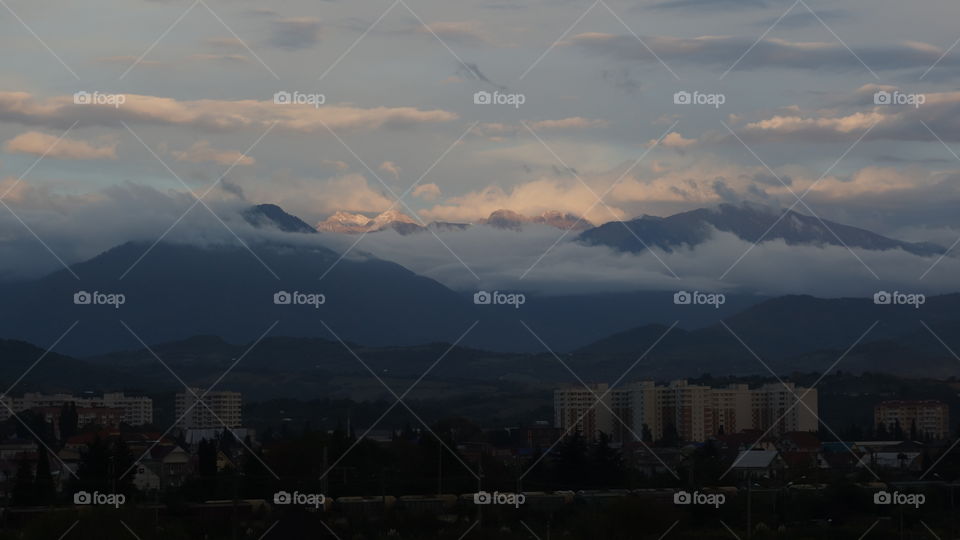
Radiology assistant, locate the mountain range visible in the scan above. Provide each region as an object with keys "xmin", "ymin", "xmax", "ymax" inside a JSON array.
[
  {"xmin": 270, "ymin": 202, "xmax": 944, "ymax": 259},
  {"xmin": 0, "ymin": 202, "xmax": 952, "ymax": 358},
  {"xmin": 578, "ymin": 203, "xmax": 945, "ymax": 256},
  {"xmin": 313, "ymin": 208, "xmax": 593, "ymax": 234},
  {"xmin": 5, "ymin": 293, "xmax": 960, "ymax": 401}
]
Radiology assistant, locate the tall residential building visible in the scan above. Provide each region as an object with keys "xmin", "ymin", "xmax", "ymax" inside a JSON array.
[
  {"xmin": 554, "ymin": 383, "xmax": 614, "ymax": 439},
  {"xmin": 554, "ymin": 380, "xmax": 818, "ymax": 442},
  {"xmin": 874, "ymin": 400, "xmax": 950, "ymax": 439},
  {"xmin": 0, "ymin": 392, "xmax": 153, "ymax": 425},
  {"xmin": 174, "ymin": 388, "xmax": 242, "ymax": 429},
  {"xmin": 752, "ymin": 383, "xmax": 818, "ymax": 435}
]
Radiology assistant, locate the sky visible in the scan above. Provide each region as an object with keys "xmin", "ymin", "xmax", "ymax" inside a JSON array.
[{"xmin": 2, "ymin": 0, "xmax": 960, "ymax": 292}]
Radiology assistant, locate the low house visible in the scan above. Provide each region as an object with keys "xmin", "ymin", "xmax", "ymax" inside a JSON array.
[{"xmin": 731, "ymin": 450, "xmax": 786, "ymax": 481}]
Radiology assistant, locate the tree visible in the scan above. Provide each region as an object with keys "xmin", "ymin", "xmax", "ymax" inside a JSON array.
[
  {"xmin": 641, "ymin": 424, "xmax": 653, "ymax": 444},
  {"xmin": 198, "ymin": 439, "xmax": 218, "ymax": 477},
  {"xmin": 34, "ymin": 449, "xmax": 55, "ymax": 505},
  {"xmin": 589, "ymin": 432, "xmax": 624, "ymax": 487},
  {"xmin": 11, "ymin": 454, "xmax": 34, "ymax": 506},
  {"xmin": 58, "ymin": 402, "xmax": 78, "ymax": 442},
  {"xmin": 555, "ymin": 433, "xmax": 589, "ymax": 487},
  {"xmin": 659, "ymin": 423, "xmax": 680, "ymax": 447}
]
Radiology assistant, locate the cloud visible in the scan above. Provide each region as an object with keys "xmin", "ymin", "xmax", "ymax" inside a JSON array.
[
  {"xmin": 270, "ymin": 17, "xmax": 321, "ymax": 49},
  {"xmin": 650, "ymin": 0, "xmax": 767, "ymax": 10},
  {"xmin": 656, "ymin": 132, "xmax": 696, "ymax": 149},
  {"xmin": 321, "ymin": 159, "xmax": 350, "ymax": 171},
  {"xmin": 189, "ymin": 54, "xmax": 250, "ymax": 64},
  {"xmin": 416, "ymin": 21, "xmax": 491, "ymax": 45},
  {"xmin": 412, "ymin": 183, "xmax": 441, "ymax": 201},
  {"xmin": 240, "ymin": 172, "xmax": 396, "ymax": 221},
  {"xmin": 736, "ymin": 88, "xmax": 960, "ymax": 142},
  {"xmin": 317, "ymin": 221, "xmax": 960, "ymax": 298},
  {"xmin": 0, "ymin": 92, "xmax": 458, "ymax": 134},
  {"xmin": 204, "ymin": 37, "xmax": 245, "ymax": 50},
  {"xmin": 171, "ymin": 140, "xmax": 255, "ymax": 166},
  {"xmin": 568, "ymin": 33, "xmax": 959, "ymax": 74},
  {"xmin": 4, "ymin": 131, "xmax": 117, "ymax": 160},
  {"xmin": 530, "ymin": 117, "xmax": 608, "ymax": 130},
  {"xmin": 378, "ymin": 161, "xmax": 401, "ymax": 180}
]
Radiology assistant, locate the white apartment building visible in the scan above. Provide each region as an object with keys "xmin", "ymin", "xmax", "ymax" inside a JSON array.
[
  {"xmin": 174, "ymin": 388, "xmax": 242, "ymax": 429},
  {"xmin": 0, "ymin": 392, "xmax": 153, "ymax": 425},
  {"xmin": 554, "ymin": 380, "xmax": 818, "ymax": 442}
]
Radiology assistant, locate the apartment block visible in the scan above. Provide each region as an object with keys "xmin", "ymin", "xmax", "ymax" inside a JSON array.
[
  {"xmin": 874, "ymin": 400, "xmax": 950, "ymax": 439},
  {"xmin": 0, "ymin": 392, "xmax": 153, "ymax": 425},
  {"xmin": 554, "ymin": 380, "xmax": 818, "ymax": 442},
  {"xmin": 174, "ymin": 388, "xmax": 242, "ymax": 430}
]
